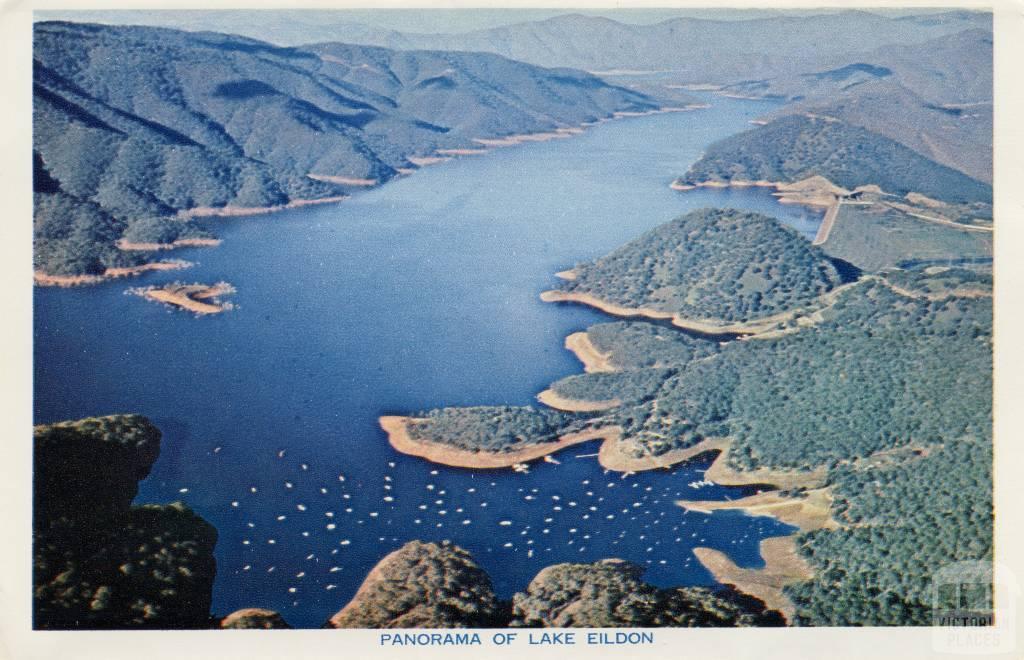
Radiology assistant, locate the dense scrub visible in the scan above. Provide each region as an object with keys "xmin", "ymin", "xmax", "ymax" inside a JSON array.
[
  {"xmin": 33, "ymin": 21, "xmax": 656, "ymax": 275},
  {"xmin": 121, "ymin": 217, "xmax": 215, "ymax": 245},
  {"xmin": 407, "ymin": 406, "xmax": 578, "ymax": 453},
  {"xmin": 585, "ymin": 321, "xmax": 720, "ymax": 370},
  {"xmin": 412, "ymin": 267, "xmax": 991, "ymax": 625},
  {"xmin": 549, "ymin": 367, "xmax": 675, "ymax": 405},
  {"xmin": 557, "ymin": 209, "xmax": 842, "ymax": 324},
  {"xmin": 722, "ymin": 280, "xmax": 990, "ymax": 470},
  {"xmin": 510, "ymin": 559, "xmax": 784, "ymax": 627},
  {"xmin": 33, "ymin": 416, "xmax": 218, "ymax": 629},
  {"xmin": 883, "ymin": 267, "xmax": 992, "ymax": 297},
  {"xmin": 787, "ymin": 438, "xmax": 992, "ymax": 625},
  {"xmin": 595, "ymin": 276, "xmax": 991, "ymax": 623},
  {"xmin": 328, "ymin": 541, "xmax": 506, "ymax": 628}
]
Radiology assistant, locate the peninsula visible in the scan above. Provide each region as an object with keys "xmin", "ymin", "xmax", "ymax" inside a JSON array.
[{"xmin": 386, "ymin": 209, "xmax": 992, "ymax": 625}]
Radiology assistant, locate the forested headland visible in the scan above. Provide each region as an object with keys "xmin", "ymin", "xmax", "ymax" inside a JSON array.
[{"xmin": 33, "ymin": 21, "xmax": 658, "ymax": 277}]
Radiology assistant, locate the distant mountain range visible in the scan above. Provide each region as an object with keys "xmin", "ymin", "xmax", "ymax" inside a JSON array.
[
  {"xmin": 32, "ymin": 12, "xmax": 993, "ymax": 278},
  {"xmin": 287, "ymin": 10, "xmax": 993, "ymax": 183},
  {"xmin": 311, "ymin": 11, "xmax": 988, "ymax": 80},
  {"xmin": 35, "ymin": 9, "xmax": 992, "ymax": 186},
  {"xmin": 32, "ymin": 21, "xmax": 658, "ymax": 276},
  {"xmin": 36, "ymin": 10, "xmax": 989, "ymax": 80}
]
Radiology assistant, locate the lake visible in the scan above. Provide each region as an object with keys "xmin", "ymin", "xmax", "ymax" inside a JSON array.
[{"xmin": 34, "ymin": 95, "xmax": 822, "ymax": 627}]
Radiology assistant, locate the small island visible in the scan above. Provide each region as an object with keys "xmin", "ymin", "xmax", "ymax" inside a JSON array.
[{"xmin": 135, "ymin": 281, "xmax": 236, "ymax": 315}]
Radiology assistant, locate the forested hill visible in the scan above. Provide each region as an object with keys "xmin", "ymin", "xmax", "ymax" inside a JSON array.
[
  {"xmin": 33, "ymin": 21, "xmax": 658, "ymax": 276},
  {"xmin": 730, "ymin": 28, "xmax": 993, "ymax": 183},
  {"xmin": 677, "ymin": 115, "xmax": 992, "ymax": 205},
  {"xmin": 556, "ymin": 208, "xmax": 842, "ymax": 324}
]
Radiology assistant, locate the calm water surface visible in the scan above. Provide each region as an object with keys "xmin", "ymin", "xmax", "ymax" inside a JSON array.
[{"xmin": 34, "ymin": 96, "xmax": 820, "ymax": 626}]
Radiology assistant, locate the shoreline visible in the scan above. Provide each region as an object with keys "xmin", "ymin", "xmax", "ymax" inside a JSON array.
[
  {"xmin": 38, "ymin": 105, "xmax": 697, "ymax": 289},
  {"xmin": 674, "ymin": 439, "xmax": 831, "ymax": 623},
  {"xmin": 178, "ymin": 195, "xmax": 350, "ymax": 219},
  {"xmin": 597, "ymin": 436, "xmax": 730, "ymax": 473},
  {"xmin": 670, "ymin": 176, "xmax": 846, "ymax": 209},
  {"xmin": 693, "ymin": 536, "xmax": 814, "ymax": 622},
  {"xmin": 307, "ymin": 174, "xmax": 378, "ymax": 187},
  {"xmin": 380, "ymin": 416, "xmax": 622, "ymax": 469},
  {"xmin": 701, "ymin": 440, "xmax": 828, "ymax": 490},
  {"xmin": 117, "ymin": 237, "xmax": 222, "ymax": 251},
  {"xmin": 467, "ymin": 105, "xmax": 702, "ymax": 149},
  {"xmin": 539, "ymin": 290, "xmax": 789, "ymax": 336},
  {"xmin": 139, "ymin": 282, "xmax": 235, "ymax": 315},
  {"xmin": 564, "ymin": 331, "xmax": 616, "ymax": 373},
  {"xmin": 536, "ymin": 388, "xmax": 621, "ymax": 412},
  {"xmin": 678, "ymin": 487, "xmax": 836, "ymax": 532},
  {"xmin": 34, "ymin": 260, "xmax": 191, "ymax": 288},
  {"xmin": 381, "ymin": 410, "xmax": 834, "ymax": 619}
]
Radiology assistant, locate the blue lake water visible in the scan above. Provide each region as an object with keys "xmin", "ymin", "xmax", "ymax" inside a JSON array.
[{"xmin": 34, "ymin": 96, "xmax": 821, "ymax": 627}]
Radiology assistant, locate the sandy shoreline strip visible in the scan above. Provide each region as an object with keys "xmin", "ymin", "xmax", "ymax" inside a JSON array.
[
  {"xmin": 436, "ymin": 148, "xmax": 489, "ymax": 156},
  {"xmin": 564, "ymin": 331, "xmax": 616, "ymax": 373},
  {"xmin": 34, "ymin": 261, "xmax": 191, "ymax": 287},
  {"xmin": 536, "ymin": 388, "xmax": 621, "ymax": 412},
  {"xmin": 117, "ymin": 237, "xmax": 223, "ymax": 251},
  {"xmin": 380, "ymin": 416, "xmax": 622, "ymax": 469},
  {"xmin": 702, "ymin": 441, "xmax": 828, "ymax": 490},
  {"xmin": 693, "ymin": 537, "xmax": 814, "ymax": 622},
  {"xmin": 472, "ymin": 127, "xmax": 584, "ymax": 147},
  {"xmin": 678, "ymin": 487, "xmax": 837, "ymax": 532},
  {"xmin": 670, "ymin": 176, "xmax": 845, "ymax": 209},
  {"xmin": 467, "ymin": 106, "xmax": 699, "ymax": 150},
  {"xmin": 597, "ymin": 436, "xmax": 729, "ymax": 473},
  {"xmin": 308, "ymin": 174, "xmax": 378, "ymax": 187},
  {"xmin": 179, "ymin": 195, "xmax": 350, "ymax": 219},
  {"xmin": 671, "ymin": 439, "xmax": 831, "ymax": 622},
  {"xmin": 539, "ymin": 290, "xmax": 789, "ymax": 336},
  {"xmin": 407, "ymin": 155, "xmax": 451, "ymax": 167}
]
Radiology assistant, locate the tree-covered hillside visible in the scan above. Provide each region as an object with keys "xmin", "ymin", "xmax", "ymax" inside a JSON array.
[
  {"xmin": 34, "ymin": 416, "xmax": 218, "ymax": 629},
  {"xmin": 410, "ymin": 267, "xmax": 992, "ymax": 623},
  {"xmin": 787, "ymin": 436, "xmax": 991, "ymax": 625},
  {"xmin": 584, "ymin": 321, "xmax": 721, "ymax": 371},
  {"xmin": 586, "ymin": 275, "xmax": 991, "ymax": 622},
  {"xmin": 407, "ymin": 406, "xmax": 576, "ymax": 453},
  {"xmin": 33, "ymin": 21, "xmax": 658, "ymax": 276},
  {"xmin": 738, "ymin": 29, "xmax": 993, "ymax": 183},
  {"xmin": 677, "ymin": 115, "xmax": 992, "ymax": 205},
  {"xmin": 555, "ymin": 208, "xmax": 842, "ymax": 324}
]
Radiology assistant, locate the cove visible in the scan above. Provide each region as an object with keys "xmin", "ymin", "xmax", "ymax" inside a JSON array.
[{"xmin": 33, "ymin": 95, "xmax": 819, "ymax": 627}]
